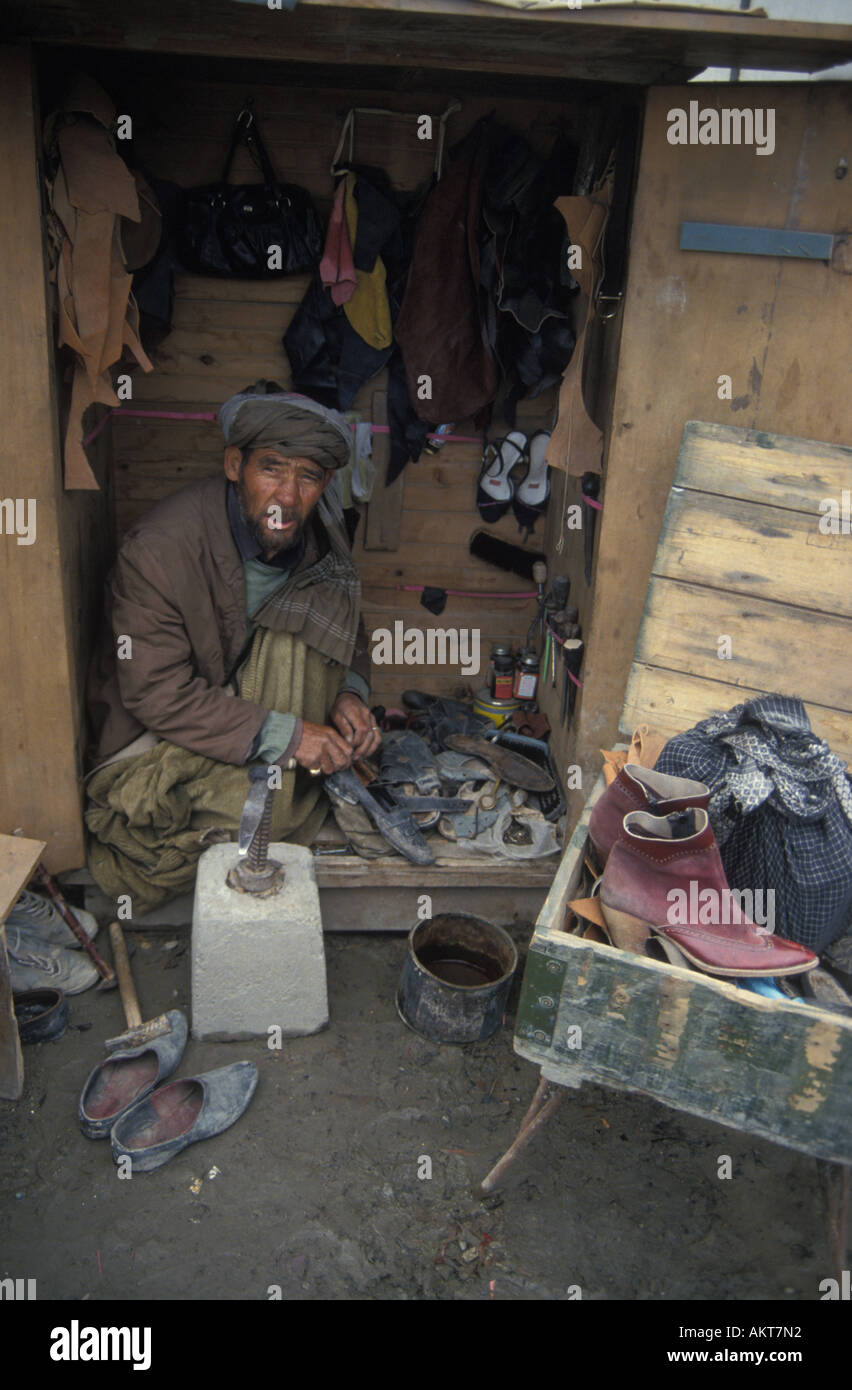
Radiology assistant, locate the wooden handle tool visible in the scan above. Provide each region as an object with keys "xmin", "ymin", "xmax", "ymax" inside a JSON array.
[{"xmin": 104, "ymin": 921, "xmax": 175, "ymax": 1051}]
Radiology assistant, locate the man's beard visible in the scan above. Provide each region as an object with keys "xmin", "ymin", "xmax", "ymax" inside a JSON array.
[{"xmin": 236, "ymin": 478, "xmax": 303, "ymax": 555}]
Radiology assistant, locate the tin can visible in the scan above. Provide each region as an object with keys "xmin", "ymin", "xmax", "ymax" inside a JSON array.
[{"xmin": 473, "ymin": 687, "xmax": 519, "ymax": 727}]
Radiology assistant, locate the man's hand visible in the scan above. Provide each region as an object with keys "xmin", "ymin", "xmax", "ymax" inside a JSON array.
[
  {"xmin": 330, "ymin": 692, "xmax": 382, "ymax": 760},
  {"xmin": 293, "ymin": 720, "xmax": 358, "ymax": 775}
]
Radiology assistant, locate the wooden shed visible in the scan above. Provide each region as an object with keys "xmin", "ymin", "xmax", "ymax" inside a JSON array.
[{"xmin": 2, "ymin": 0, "xmax": 852, "ymax": 906}]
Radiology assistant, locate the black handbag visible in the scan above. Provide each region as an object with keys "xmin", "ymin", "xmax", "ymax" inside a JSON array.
[{"xmin": 179, "ymin": 102, "xmax": 323, "ymax": 278}]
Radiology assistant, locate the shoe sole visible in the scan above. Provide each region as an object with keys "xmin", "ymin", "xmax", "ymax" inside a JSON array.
[{"xmin": 600, "ymin": 904, "xmax": 818, "ymax": 978}]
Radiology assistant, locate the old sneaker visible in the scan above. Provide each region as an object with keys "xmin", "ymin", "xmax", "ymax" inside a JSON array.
[
  {"xmin": 7, "ymin": 889, "xmax": 98, "ymax": 949},
  {"xmin": 6, "ymin": 927, "xmax": 99, "ymax": 995}
]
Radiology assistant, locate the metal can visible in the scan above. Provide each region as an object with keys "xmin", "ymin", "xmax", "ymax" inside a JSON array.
[
  {"xmin": 513, "ymin": 647, "xmax": 539, "ymax": 702},
  {"xmin": 473, "ymin": 687, "xmax": 520, "ymax": 727},
  {"xmin": 488, "ymin": 642, "xmax": 513, "ymax": 695}
]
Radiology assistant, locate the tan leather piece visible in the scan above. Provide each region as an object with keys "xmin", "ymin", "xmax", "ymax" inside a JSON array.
[
  {"xmin": 546, "ymin": 165, "xmax": 614, "ymax": 476},
  {"xmin": 58, "ymin": 120, "xmax": 139, "ymax": 219},
  {"xmin": 44, "ymin": 76, "xmax": 153, "ymax": 489},
  {"xmin": 601, "ymin": 724, "xmax": 669, "ymax": 785}
]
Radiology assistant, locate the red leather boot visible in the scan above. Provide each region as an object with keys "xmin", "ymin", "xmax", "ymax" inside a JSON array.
[
  {"xmin": 589, "ymin": 764, "xmax": 710, "ymax": 868},
  {"xmin": 599, "ymin": 807, "xmax": 818, "ymax": 977}
]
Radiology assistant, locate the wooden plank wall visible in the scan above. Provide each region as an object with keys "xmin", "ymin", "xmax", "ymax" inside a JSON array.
[
  {"xmin": 564, "ymin": 82, "xmax": 852, "ymax": 821},
  {"xmin": 103, "ymin": 68, "xmax": 585, "ymax": 706},
  {"xmin": 622, "ymin": 421, "xmax": 852, "ymax": 765},
  {"xmin": 0, "ymin": 46, "xmax": 112, "ymax": 872}
]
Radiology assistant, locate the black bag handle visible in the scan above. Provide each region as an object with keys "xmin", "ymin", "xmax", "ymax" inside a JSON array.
[{"xmin": 219, "ymin": 99, "xmax": 283, "ymax": 193}]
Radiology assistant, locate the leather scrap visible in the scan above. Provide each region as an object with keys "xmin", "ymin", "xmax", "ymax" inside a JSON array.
[
  {"xmin": 546, "ymin": 164, "xmax": 614, "ymax": 476},
  {"xmin": 44, "ymin": 74, "xmax": 154, "ymax": 490}
]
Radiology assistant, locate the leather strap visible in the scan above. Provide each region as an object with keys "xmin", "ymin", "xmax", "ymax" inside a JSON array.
[{"xmin": 546, "ymin": 164, "xmax": 614, "ymax": 477}]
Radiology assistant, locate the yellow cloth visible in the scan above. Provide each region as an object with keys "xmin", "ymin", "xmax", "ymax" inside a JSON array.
[
  {"xmin": 342, "ymin": 172, "xmax": 393, "ymax": 350},
  {"xmin": 85, "ymin": 630, "xmax": 343, "ymax": 914}
]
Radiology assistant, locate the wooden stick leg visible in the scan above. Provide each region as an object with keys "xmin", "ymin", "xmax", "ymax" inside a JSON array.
[
  {"xmin": 817, "ymin": 1159, "xmax": 850, "ymax": 1282},
  {"xmin": 480, "ymin": 1074, "xmax": 566, "ymax": 1193}
]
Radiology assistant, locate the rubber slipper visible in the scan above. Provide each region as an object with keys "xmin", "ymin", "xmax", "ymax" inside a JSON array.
[
  {"xmin": 476, "ymin": 431, "xmax": 527, "ymax": 523},
  {"xmin": 78, "ymin": 1009, "xmax": 188, "ymax": 1139},
  {"xmin": 111, "ymin": 1062, "xmax": 259, "ymax": 1173},
  {"xmin": 513, "ymin": 430, "xmax": 551, "ymax": 532}
]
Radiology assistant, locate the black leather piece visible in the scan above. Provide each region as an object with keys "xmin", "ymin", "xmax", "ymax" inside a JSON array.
[{"xmin": 14, "ymin": 988, "xmax": 68, "ymax": 1044}]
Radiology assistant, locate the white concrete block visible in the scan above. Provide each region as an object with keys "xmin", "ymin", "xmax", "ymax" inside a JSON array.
[{"xmin": 191, "ymin": 843, "xmax": 328, "ymax": 1041}]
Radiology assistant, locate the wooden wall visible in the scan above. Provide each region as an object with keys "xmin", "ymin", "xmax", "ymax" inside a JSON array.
[
  {"xmin": 564, "ymin": 81, "xmax": 852, "ymax": 819},
  {"xmin": 98, "ymin": 66, "xmax": 595, "ymax": 706},
  {"xmin": 0, "ymin": 46, "xmax": 112, "ymax": 872}
]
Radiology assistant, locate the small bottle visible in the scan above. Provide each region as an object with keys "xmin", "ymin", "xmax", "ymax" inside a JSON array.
[
  {"xmin": 492, "ymin": 650, "xmax": 515, "ymax": 701},
  {"xmin": 488, "ymin": 641, "xmax": 512, "ymax": 694},
  {"xmin": 423, "ymin": 423, "xmax": 455, "ymax": 455},
  {"xmin": 513, "ymin": 647, "xmax": 539, "ymax": 702}
]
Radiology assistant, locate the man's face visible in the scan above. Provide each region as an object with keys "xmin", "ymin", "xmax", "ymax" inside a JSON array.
[{"xmin": 224, "ymin": 445, "xmax": 332, "ymax": 557}]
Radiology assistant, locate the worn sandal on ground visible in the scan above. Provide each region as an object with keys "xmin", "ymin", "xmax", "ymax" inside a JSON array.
[
  {"xmin": 111, "ymin": 1061, "xmax": 258, "ymax": 1173},
  {"xmin": 79, "ymin": 1009, "xmax": 188, "ymax": 1139}
]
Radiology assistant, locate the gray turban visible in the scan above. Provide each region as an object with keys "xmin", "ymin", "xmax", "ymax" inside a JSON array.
[{"xmin": 219, "ymin": 384, "xmax": 351, "ymax": 471}]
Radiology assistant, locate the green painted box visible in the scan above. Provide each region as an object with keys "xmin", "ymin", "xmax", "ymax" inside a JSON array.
[{"xmin": 514, "ymin": 775, "xmax": 852, "ymax": 1165}]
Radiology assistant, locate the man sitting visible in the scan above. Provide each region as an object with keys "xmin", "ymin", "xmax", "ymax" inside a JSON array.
[{"xmin": 85, "ymin": 384, "xmax": 381, "ymax": 913}]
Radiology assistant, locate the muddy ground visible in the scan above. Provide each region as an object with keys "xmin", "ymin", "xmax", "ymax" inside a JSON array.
[{"xmin": 0, "ymin": 917, "xmax": 842, "ymax": 1302}]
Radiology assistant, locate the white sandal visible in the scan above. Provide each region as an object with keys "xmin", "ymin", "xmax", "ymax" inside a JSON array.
[{"xmin": 476, "ymin": 430, "xmax": 527, "ymax": 523}]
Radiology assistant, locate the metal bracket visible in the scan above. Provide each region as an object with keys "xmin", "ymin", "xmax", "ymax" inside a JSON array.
[{"xmin": 680, "ymin": 221, "xmax": 834, "ymax": 262}]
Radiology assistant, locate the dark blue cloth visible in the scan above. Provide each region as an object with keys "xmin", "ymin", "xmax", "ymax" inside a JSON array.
[{"xmin": 656, "ymin": 696, "xmax": 852, "ymax": 953}]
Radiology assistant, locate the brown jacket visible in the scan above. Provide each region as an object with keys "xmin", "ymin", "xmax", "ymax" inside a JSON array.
[{"xmin": 87, "ymin": 475, "xmax": 370, "ymax": 765}]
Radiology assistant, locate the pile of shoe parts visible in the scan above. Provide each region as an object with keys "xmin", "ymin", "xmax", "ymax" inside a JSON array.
[{"xmin": 326, "ymin": 711, "xmax": 561, "ymax": 864}]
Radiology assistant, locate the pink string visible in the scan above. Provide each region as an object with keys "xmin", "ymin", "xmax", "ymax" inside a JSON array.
[
  {"xmin": 398, "ymin": 585, "xmax": 536, "ymax": 600},
  {"xmin": 583, "ymin": 494, "xmax": 603, "ymax": 512},
  {"xmin": 83, "ymin": 407, "xmax": 482, "ymax": 449},
  {"xmin": 546, "ymin": 622, "xmax": 584, "ymax": 689}
]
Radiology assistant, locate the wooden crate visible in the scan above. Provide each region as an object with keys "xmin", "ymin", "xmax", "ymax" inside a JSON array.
[{"xmin": 513, "ymin": 774, "xmax": 852, "ymax": 1165}]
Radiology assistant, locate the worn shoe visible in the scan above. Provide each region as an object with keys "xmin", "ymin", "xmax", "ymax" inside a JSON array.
[
  {"xmin": 79, "ymin": 1009, "xmax": 188, "ymax": 1139},
  {"xmin": 6, "ymin": 928, "xmax": 99, "ymax": 996},
  {"xmin": 325, "ymin": 766, "xmax": 436, "ymax": 865},
  {"xmin": 13, "ymin": 988, "xmax": 68, "ymax": 1044},
  {"xmin": 7, "ymin": 889, "xmax": 98, "ymax": 948},
  {"xmin": 589, "ymin": 763, "xmax": 710, "ymax": 868},
  {"xmin": 110, "ymin": 1061, "xmax": 258, "ymax": 1173},
  {"xmin": 599, "ymin": 808, "xmax": 818, "ymax": 978},
  {"xmin": 444, "ymin": 734, "xmax": 554, "ymax": 793}
]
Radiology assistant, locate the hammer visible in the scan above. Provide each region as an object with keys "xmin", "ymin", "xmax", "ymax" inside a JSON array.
[{"xmin": 103, "ymin": 921, "xmax": 174, "ymax": 1051}]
